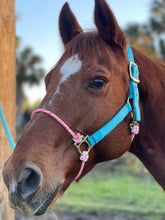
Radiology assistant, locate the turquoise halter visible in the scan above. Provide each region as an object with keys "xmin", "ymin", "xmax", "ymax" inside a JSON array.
[
  {"xmin": 0, "ymin": 45, "xmax": 140, "ymax": 154},
  {"xmin": 74, "ymin": 44, "xmax": 140, "ymax": 151},
  {"xmin": 0, "ymin": 44, "xmax": 140, "ymax": 180}
]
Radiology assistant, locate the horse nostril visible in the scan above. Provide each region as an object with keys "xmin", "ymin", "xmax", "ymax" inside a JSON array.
[{"xmin": 19, "ymin": 165, "xmax": 43, "ymax": 199}]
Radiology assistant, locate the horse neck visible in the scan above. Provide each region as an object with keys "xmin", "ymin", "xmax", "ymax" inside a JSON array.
[
  {"xmin": 130, "ymin": 47, "xmax": 165, "ymax": 190},
  {"xmin": 135, "ymin": 48, "xmax": 165, "ymax": 126}
]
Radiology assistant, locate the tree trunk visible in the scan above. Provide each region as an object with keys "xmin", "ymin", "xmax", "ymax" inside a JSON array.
[{"xmin": 0, "ymin": 0, "xmax": 15, "ymax": 219}]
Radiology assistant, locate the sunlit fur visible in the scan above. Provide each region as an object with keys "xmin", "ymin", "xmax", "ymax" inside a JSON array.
[{"xmin": 2, "ymin": 0, "xmax": 165, "ymax": 216}]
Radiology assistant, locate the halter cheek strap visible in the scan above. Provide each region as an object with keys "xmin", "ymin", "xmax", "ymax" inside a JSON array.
[
  {"xmin": 87, "ymin": 45, "xmax": 140, "ymax": 147},
  {"xmin": 31, "ymin": 45, "xmax": 140, "ymax": 181}
]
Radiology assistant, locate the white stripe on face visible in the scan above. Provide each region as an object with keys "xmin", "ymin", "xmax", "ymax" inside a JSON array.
[
  {"xmin": 47, "ymin": 54, "xmax": 82, "ymax": 106},
  {"xmin": 60, "ymin": 54, "xmax": 82, "ymax": 78},
  {"xmin": 57, "ymin": 54, "xmax": 82, "ymax": 93}
]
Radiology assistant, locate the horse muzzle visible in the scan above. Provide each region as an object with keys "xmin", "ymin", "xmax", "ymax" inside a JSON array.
[{"xmin": 2, "ymin": 162, "xmax": 62, "ymax": 215}]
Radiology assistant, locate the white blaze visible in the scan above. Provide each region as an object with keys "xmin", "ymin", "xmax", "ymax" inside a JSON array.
[
  {"xmin": 54, "ymin": 54, "xmax": 82, "ymax": 96},
  {"xmin": 47, "ymin": 54, "xmax": 82, "ymax": 106},
  {"xmin": 60, "ymin": 54, "xmax": 82, "ymax": 78}
]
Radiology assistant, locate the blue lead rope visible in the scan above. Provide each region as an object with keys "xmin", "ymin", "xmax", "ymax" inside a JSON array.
[
  {"xmin": 0, "ymin": 104, "xmax": 15, "ymax": 151},
  {"xmin": 87, "ymin": 45, "xmax": 140, "ymax": 147}
]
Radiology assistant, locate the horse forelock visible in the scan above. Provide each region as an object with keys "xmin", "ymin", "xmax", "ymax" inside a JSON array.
[{"xmin": 64, "ymin": 31, "xmax": 113, "ymax": 63}]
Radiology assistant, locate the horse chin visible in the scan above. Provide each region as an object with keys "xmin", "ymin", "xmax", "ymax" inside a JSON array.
[
  {"xmin": 8, "ymin": 183, "xmax": 62, "ymax": 216},
  {"xmin": 34, "ymin": 178, "xmax": 73, "ymax": 215},
  {"xmin": 34, "ymin": 184, "xmax": 62, "ymax": 216}
]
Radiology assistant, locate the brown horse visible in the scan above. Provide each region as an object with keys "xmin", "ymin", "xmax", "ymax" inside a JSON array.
[{"xmin": 2, "ymin": 0, "xmax": 165, "ymax": 216}]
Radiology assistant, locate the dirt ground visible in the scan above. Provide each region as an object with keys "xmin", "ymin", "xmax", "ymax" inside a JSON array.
[{"xmin": 15, "ymin": 211, "xmax": 130, "ymax": 220}]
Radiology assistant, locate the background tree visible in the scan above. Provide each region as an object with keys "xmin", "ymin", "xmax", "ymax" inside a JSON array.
[
  {"xmin": 150, "ymin": 0, "xmax": 165, "ymax": 59},
  {"xmin": 125, "ymin": 23, "xmax": 156, "ymax": 57},
  {"xmin": 16, "ymin": 37, "xmax": 44, "ymax": 127},
  {"xmin": 150, "ymin": 0, "xmax": 165, "ymax": 34}
]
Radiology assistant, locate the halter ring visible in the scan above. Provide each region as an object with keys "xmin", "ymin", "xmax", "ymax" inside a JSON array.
[{"xmin": 74, "ymin": 135, "xmax": 93, "ymax": 155}]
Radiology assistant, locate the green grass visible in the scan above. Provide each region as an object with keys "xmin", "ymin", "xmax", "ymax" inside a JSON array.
[{"xmin": 52, "ymin": 165, "xmax": 165, "ymax": 220}]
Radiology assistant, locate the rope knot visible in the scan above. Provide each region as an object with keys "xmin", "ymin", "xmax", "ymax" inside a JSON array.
[
  {"xmin": 73, "ymin": 133, "xmax": 83, "ymax": 143},
  {"xmin": 80, "ymin": 151, "xmax": 89, "ymax": 162},
  {"xmin": 131, "ymin": 124, "xmax": 139, "ymax": 134},
  {"xmin": 131, "ymin": 123, "xmax": 139, "ymax": 141}
]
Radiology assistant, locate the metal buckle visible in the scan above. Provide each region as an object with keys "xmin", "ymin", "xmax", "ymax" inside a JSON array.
[
  {"xmin": 74, "ymin": 135, "xmax": 93, "ymax": 155},
  {"xmin": 130, "ymin": 121, "xmax": 139, "ymax": 129},
  {"xmin": 129, "ymin": 62, "xmax": 140, "ymax": 84}
]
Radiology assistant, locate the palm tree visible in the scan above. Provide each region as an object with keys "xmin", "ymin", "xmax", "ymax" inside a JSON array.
[{"xmin": 16, "ymin": 37, "xmax": 44, "ymax": 126}]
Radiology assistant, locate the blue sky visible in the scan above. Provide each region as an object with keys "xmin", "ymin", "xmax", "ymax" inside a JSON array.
[{"xmin": 16, "ymin": 0, "xmax": 153, "ymax": 103}]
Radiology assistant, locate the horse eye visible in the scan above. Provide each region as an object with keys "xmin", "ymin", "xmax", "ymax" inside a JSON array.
[{"xmin": 88, "ymin": 77, "xmax": 107, "ymax": 90}]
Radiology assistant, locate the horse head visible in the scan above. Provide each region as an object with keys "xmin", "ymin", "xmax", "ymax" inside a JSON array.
[{"xmin": 3, "ymin": 0, "xmax": 133, "ymax": 215}]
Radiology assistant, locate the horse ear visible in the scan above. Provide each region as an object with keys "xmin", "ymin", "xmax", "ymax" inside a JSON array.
[
  {"xmin": 94, "ymin": 0, "xmax": 127, "ymax": 48},
  {"xmin": 59, "ymin": 2, "xmax": 83, "ymax": 46}
]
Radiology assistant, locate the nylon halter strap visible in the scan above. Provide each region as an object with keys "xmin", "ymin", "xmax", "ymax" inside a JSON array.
[{"xmin": 32, "ymin": 44, "xmax": 140, "ymax": 181}]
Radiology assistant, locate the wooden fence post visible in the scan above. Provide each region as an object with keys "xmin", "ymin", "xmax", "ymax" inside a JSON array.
[{"xmin": 0, "ymin": 0, "xmax": 16, "ymax": 219}]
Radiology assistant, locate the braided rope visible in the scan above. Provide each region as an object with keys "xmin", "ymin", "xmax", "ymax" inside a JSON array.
[
  {"xmin": 32, "ymin": 108, "xmax": 86, "ymax": 181},
  {"xmin": 32, "ymin": 109, "xmax": 83, "ymax": 143},
  {"xmin": 74, "ymin": 151, "xmax": 89, "ymax": 181}
]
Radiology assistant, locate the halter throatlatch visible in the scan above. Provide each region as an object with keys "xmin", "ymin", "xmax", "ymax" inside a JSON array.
[{"xmin": 31, "ymin": 44, "xmax": 140, "ymax": 181}]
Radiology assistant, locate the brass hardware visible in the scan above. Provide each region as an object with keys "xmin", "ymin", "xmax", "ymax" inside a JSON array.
[
  {"xmin": 74, "ymin": 135, "xmax": 93, "ymax": 155},
  {"xmin": 130, "ymin": 121, "xmax": 139, "ymax": 129},
  {"xmin": 129, "ymin": 62, "xmax": 140, "ymax": 84}
]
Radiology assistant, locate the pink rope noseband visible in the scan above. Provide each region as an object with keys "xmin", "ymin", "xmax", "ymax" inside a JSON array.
[
  {"xmin": 32, "ymin": 108, "xmax": 139, "ymax": 181},
  {"xmin": 31, "ymin": 108, "xmax": 88, "ymax": 181}
]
